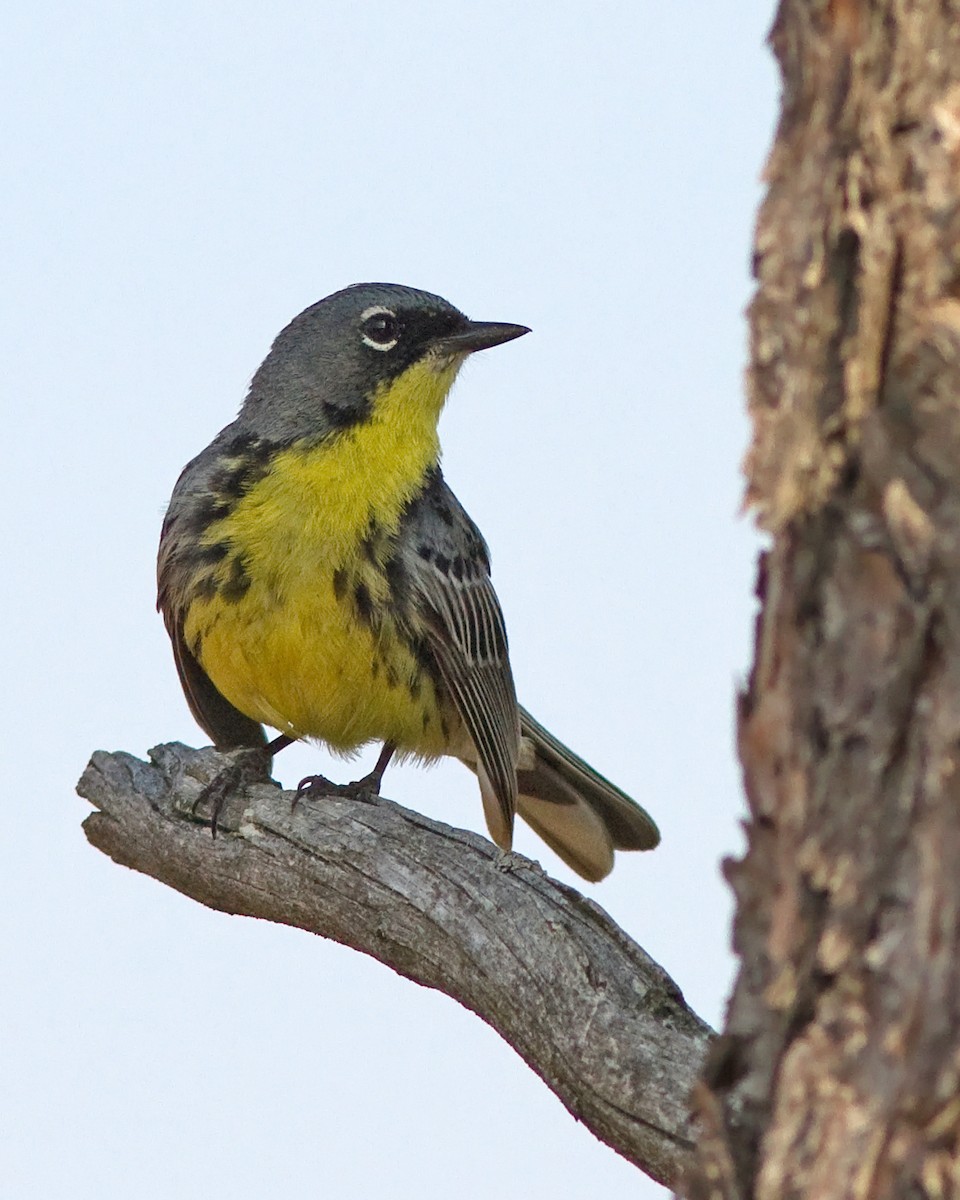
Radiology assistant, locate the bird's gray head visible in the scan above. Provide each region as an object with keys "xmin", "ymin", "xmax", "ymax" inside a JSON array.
[{"xmin": 239, "ymin": 282, "xmax": 529, "ymax": 442}]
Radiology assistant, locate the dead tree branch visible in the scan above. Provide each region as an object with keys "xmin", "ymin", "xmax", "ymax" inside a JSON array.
[{"xmin": 78, "ymin": 742, "xmax": 711, "ymax": 1191}]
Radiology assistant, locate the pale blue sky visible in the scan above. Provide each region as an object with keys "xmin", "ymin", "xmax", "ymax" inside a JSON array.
[{"xmin": 3, "ymin": 5, "xmax": 777, "ymax": 1197}]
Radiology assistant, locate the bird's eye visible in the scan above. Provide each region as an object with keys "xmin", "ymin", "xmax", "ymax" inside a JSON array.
[{"xmin": 360, "ymin": 306, "xmax": 400, "ymax": 351}]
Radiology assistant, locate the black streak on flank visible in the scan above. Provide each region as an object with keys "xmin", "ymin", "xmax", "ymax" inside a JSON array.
[
  {"xmin": 192, "ymin": 574, "xmax": 218, "ymax": 602},
  {"xmin": 422, "ymin": 468, "xmax": 454, "ymax": 526},
  {"xmin": 332, "ymin": 568, "xmax": 348, "ymax": 601},
  {"xmin": 359, "ymin": 526, "xmax": 381, "ymax": 565},
  {"xmin": 210, "ymin": 435, "xmax": 277, "ymax": 499},
  {"xmin": 385, "ymin": 554, "xmax": 407, "ymax": 603},
  {"xmin": 353, "ymin": 580, "xmax": 374, "ymax": 626},
  {"xmin": 211, "ymin": 462, "xmax": 260, "ymax": 500},
  {"xmin": 221, "ymin": 555, "xmax": 252, "ymax": 602},
  {"xmin": 192, "ymin": 495, "xmax": 233, "ymax": 529},
  {"xmin": 413, "ymin": 640, "xmax": 434, "ymax": 672},
  {"xmin": 222, "ymin": 432, "xmax": 275, "ymax": 462},
  {"xmin": 193, "ymin": 541, "xmax": 230, "ymax": 566}
]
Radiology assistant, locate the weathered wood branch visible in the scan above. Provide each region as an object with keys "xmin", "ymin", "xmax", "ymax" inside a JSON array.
[{"xmin": 77, "ymin": 742, "xmax": 711, "ymax": 1191}]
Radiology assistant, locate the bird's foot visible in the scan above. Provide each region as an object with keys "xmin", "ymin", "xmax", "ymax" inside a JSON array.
[
  {"xmin": 193, "ymin": 746, "xmax": 276, "ymax": 837},
  {"xmin": 292, "ymin": 743, "xmax": 396, "ymax": 812},
  {"xmin": 293, "ymin": 769, "xmax": 383, "ymax": 809}
]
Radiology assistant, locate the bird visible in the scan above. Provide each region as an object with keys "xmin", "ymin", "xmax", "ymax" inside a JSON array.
[{"xmin": 157, "ymin": 283, "xmax": 659, "ymax": 881}]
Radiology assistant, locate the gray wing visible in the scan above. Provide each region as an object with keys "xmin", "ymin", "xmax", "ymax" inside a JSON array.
[
  {"xmin": 156, "ymin": 434, "xmax": 269, "ymax": 752},
  {"xmin": 518, "ymin": 707, "xmax": 660, "ymax": 851},
  {"xmin": 398, "ymin": 469, "xmax": 520, "ymax": 847}
]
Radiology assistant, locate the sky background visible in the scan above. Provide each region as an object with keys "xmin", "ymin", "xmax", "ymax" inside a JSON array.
[{"xmin": 3, "ymin": 4, "xmax": 777, "ymax": 1197}]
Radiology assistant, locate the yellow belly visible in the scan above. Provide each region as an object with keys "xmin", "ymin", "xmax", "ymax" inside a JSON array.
[{"xmin": 186, "ymin": 565, "xmax": 450, "ymax": 755}]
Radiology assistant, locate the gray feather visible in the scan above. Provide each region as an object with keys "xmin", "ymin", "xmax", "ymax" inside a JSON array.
[
  {"xmin": 398, "ymin": 470, "xmax": 520, "ymax": 843},
  {"xmin": 156, "ymin": 431, "xmax": 273, "ymax": 752},
  {"xmin": 518, "ymin": 706, "xmax": 660, "ymax": 862}
]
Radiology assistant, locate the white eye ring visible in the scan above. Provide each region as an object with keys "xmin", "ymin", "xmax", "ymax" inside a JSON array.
[{"xmin": 360, "ymin": 305, "xmax": 399, "ymax": 351}]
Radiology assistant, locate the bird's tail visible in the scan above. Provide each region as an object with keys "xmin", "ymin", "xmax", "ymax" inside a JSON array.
[{"xmin": 512, "ymin": 706, "xmax": 660, "ymax": 882}]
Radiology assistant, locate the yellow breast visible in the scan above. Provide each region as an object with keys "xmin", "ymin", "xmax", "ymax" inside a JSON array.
[{"xmin": 183, "ymin": 356, "xmax": 461, "ymax": 754}]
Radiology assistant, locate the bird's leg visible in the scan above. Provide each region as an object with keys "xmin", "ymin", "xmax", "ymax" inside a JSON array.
[
  {"xmin": 266, "ymin": 733, "xmax": 296, "ymax": 758},
  {"xmin": 194, "ymin": 733, "xmax": 294, "ymax": 837},
  {"xmin": 353, "ymin": 741, "xmax": 397, "ymax": 795},
  {"xmin": 294, "ymin": 742, "xmax": 396, "ymax": 807}
]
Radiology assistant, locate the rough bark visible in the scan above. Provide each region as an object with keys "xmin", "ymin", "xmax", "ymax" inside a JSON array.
[
  {"xmin": 686, "ymin": 2, "xmax": 960, "ymax": 1197},
  {"xmin": 77, "ymin": 742, "xmax": 711, "ymax": 1191}
]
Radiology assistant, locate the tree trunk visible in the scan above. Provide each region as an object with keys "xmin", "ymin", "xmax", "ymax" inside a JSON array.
[{"xmin": 686, "ymin": 2, "xmax": 960, "ymax": 1196}]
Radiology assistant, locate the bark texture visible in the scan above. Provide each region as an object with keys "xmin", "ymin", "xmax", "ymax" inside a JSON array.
[
  {"xmin": 78, "ymin": 742, "xmax": 711, "ymax": 1190},
  {"xmin": 688, "ymin": 2, "xmax": 960, "ymax": 1197}
]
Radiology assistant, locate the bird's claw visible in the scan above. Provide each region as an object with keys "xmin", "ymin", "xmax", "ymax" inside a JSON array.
[
  {"xmin": 292, "ymin": 771, "xmax": 383, "ymax": 811},
  {"xmin": 193, "ymin": 746, "xmax": 274, "ymax": 837}
]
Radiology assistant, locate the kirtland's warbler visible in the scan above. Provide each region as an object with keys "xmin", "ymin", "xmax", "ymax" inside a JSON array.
[{"xmin": 158, "ymin": 283, "xmax": 659, "ymax": 881}]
